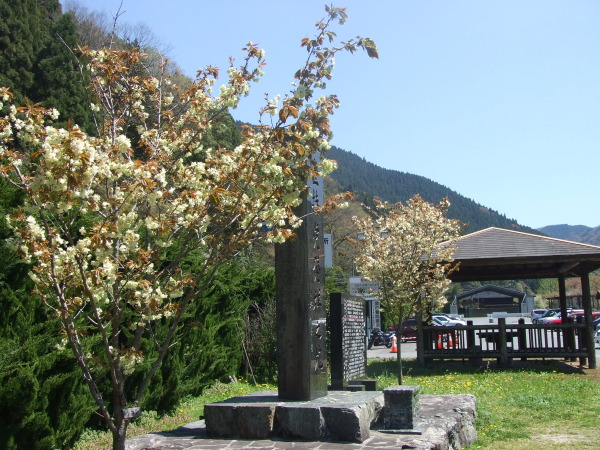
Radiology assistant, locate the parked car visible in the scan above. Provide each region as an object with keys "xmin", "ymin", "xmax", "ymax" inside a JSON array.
[
  {"xmin": 565, "ymin": 311, "xmax": 600, "ymax": 323},
  {"xmin": 538, "ymin": 310, "xmax": 582, "ymax": 324},
  {"xmin": 595, "ymin": 328, "xmax": 600, "ymax": 348},
  {"xmin": 533, "ymin": 308, "xmax": 580, "ymax": 324},
  {"xmin": 592, "ymin": 316, "xmax": 600, "ymax": 331},
  {"xmin": 530, "ymin": 309, "xmax": 548, "ymax": 321},
  {"xmin": 537, "ymin": 310, "xmax": 595, "ymax": 325},
  {"xmin": 532, "ymin": 308, "xmax": 560, "ymax": 324},
  {"xmin": 432, "ymin": 312, "xmax": 462, "ymax": 321},
  {"xmin": 432, "ymin": 316, "xmax": 462, "ymax": 327},
  {"xmin": 388, "ymin": 318, "xmax": 417, "ymax": 342},
  {"xmin": 432, "ymin": 315, "xmax": 467, "ymax": 326},
  {"xmin": 542, "ymin": 315, "xmax": 562, "ymax": 325}
]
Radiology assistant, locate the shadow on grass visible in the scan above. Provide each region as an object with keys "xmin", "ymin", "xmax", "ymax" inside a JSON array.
[{"xmin": 366, "ymin": 358, "xmax": 588, "ymax": 379}]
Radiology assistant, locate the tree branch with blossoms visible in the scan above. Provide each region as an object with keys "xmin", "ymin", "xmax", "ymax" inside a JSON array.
[
  {"xmin": 0, "ymin": 6, "xmax": 376, "ymax": 449},
  {"xmin": 352, "ymin": 195, "xmax": 462, "ymax": 384}
]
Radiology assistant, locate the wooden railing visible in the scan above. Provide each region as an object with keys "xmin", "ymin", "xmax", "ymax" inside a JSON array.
[{"xmin": 421, "ymin": 317, "xmax": 592, "ymax": 367}]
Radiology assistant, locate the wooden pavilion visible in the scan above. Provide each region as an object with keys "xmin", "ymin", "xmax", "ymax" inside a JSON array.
[{"xmin": 420, "ymin": 227, "xmax": 600, "ymax": 368}]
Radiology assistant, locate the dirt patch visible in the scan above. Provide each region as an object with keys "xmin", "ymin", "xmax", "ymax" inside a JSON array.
[
  {"xmin": 529, "ymin": 433, "xmax": 589, "ymax": 447},
  {"xmin": 562, "ymin": 361, "xmax": 600, "ymax": 382}
]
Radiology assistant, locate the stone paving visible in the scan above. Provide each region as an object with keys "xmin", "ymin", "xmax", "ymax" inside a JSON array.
[{"xmin": 126, "ymin": 394, "xmax": 477, "ymax": 450}]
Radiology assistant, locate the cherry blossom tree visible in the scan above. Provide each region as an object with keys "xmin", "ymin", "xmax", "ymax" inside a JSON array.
[
  {"xmin": 0, "ymin": 7, "xmax": 377, "ymax": 449},
  {"xmin": 352, "ymin": 195, "xmax": 462, "ymax": 384}
]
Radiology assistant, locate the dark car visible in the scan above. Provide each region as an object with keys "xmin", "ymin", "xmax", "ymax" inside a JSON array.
[{"xmin": 389, "ymin": 318, "xmax": 417, "ymax": 342}]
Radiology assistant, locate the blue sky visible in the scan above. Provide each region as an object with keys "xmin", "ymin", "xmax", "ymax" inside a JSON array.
[{"xmin": 63, "ymin": 1, "xmax": 600, "ymax": 229}]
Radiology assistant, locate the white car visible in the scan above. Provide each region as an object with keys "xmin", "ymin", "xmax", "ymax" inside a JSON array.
[
  {"xmin": 432, "ymin": 315, "xmax": 467, "ymax": 326},
  {"xmin": 530, "ymin": 309, "xmax": 548, "ymax": 321},
  {"xmin": 595, "ymin": 329, "xmax": 600, "ymax": 348}
]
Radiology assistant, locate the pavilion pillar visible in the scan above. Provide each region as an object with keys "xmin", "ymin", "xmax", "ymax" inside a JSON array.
[
  {"xmin": 558, "ymin": 275, "xmax": 568, "ymax": 323},
  {"xmin": 558, "ymin": 275, "xmax": 577, "ymax": 361},
  {"xmin": 580, "ymin": 270, "xmax": 596, "ymax": 369}
]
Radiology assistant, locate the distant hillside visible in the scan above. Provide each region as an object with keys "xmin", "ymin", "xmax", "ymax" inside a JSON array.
[
  {"xmin": 539, "ymin": 224, "xmax": 600, "ymax": 246},
  {"xmin": 327, "ymin": 146, "xmax": 539, "ymax": 234},
  {"xmin": 581, "ymin": 227, "xmax": 600, "ymax": 246},
  {"xmin": 537, "ymin": 224, "xmax": 590, "ymax": 241}
]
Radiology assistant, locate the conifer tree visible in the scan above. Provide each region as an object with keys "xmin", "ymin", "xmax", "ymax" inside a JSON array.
[
  {"xmin": 33, "ymin": 12, "xmax": 95, "ymax": 133},
  {"xmin": 0, "ymin": 0, "xmax": 40, "ymax": 101}
]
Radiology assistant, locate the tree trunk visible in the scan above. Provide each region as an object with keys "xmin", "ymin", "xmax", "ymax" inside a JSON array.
[
  {"xmin": 111, "ymin": 388, "xmax": 129, "ymax": 450},
  {"xmin": 397, "ymin": 341, "xmax": 403, "ymax": 385},
  {"xmin": 394, "ymin": 323, "xmax": 405, "ymax": 385},
  {"xmin": 111, "ymin": 420, "xmax": 128, "ymax": 450}
]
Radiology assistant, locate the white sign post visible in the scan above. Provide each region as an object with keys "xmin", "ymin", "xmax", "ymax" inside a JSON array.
[
  {"xmin": 324, "ymin": 233, "xmax": 332, "ymax": 269},
  {"xmin": 349, "ymin": 277, "xmax": 381, "ymax": 332}
]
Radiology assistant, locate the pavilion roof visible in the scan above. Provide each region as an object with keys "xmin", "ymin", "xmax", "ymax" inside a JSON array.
[{"xmin": 448, "ymin": 227, "xmax": 600, "ymax": 282}]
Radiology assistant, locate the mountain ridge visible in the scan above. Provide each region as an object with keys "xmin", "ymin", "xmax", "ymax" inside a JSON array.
[
  {"xmin": 327, "ymin": 146, "xmax": 539, "ymax": 235},
  {"xmin": 327, "ymin": 146, "xmax": 600, "ymax": 245},
  {"xmin": 538, "ymin": 224, "xmax": 600, "ymax": 246}
]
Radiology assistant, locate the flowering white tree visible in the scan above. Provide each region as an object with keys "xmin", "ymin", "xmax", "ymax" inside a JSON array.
[
  {"xmin": 0, "ymin": 7, "xmax": 377, "ymax": 449},
  {"xmin": 352, "ymin": 195, "xmax": 461, "ymax": 384}
]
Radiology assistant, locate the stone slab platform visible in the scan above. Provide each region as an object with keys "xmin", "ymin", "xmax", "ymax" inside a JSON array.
[
  {"xmin": 204, "ymin": 390, "xmax": 384, "ymax": 442},
  {"xmin": 126, "ymin": 394, "xmax": 477, "ymax": 449}
]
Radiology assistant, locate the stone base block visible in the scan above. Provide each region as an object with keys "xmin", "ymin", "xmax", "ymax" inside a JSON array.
[
  {"xmin": 204, "ymin": 390, "xmax": 384, "ymax": 443},
  {"xmin": 383, "ymin": 385, "xmax": 420, "ymax": 430}
]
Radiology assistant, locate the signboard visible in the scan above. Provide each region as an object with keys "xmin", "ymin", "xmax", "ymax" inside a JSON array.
[
  {"xmin": 324, "ymin": 233, "xmax": 332, "ymax": 269},
  {"xmin": 349, "ymin": 277, "xmax": 379, "ymax": 299},
  {"xmin": 349, "ymin": 277, "xmax": 381, "ymax": 331}
]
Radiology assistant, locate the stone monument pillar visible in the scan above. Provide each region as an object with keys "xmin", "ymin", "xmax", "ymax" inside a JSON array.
[{"xmin": 275, "ymin": 182, "xmax": 327, "ymax": 400}]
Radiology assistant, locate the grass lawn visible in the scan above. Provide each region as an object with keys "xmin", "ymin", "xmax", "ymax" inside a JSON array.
[
  {"xmin": 76, "ymin": 359, "xmax": 600, "ymax": 449},
  {"xmin": 369, "ymin": 358, "xmax": 600, "ymax": 449}
]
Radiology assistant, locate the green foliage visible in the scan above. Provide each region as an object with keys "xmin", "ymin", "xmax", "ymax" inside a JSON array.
[
  {"xmin": 536, "ymin": 278, "xmax": 559, "ymax": 296},
  {"xmin": 201, "ymin": 113, "xmax": 242, "ymax": 151},
  {"xmin": 325, "ymin": 265, "xmax": 348, "ymax": 295},
  {"xmin": 117, "ymin": 256, "xmax": 277, "ymax": 416},
  {"xmin": 0, "ymin": 0, "xmax": 40, "ymax": 101},
  {"xmin": 33, "ymin": 12, "xmax": 95, "ymax": 133},
  {"xmin": 0, "ymin": 1, "xmax": 93, "ymax": 131},
  {"xmin": 0, "ymin": 175, "xmax": 95, "ymax": 448},
  {"xmin": 0, "ymin": 294, "xmax": 96, "ymax": 449},
  {"xmin": 241, "ymin": 285, "xmax": 277, "ymax": 382}
]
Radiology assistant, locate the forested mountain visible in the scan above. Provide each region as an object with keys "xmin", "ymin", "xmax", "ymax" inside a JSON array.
[
  {"xmin": 539, "ymin": 224, "xmax": 600, "ymax": 246},
  {"xmin": 327, "ymin": 146, "xmax": 539, "ymax": 234}
]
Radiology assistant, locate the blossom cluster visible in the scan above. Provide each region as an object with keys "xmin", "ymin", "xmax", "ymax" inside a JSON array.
[{"xmin": 352, "ymin": 195, "xmax": 462, "ymax": 323}]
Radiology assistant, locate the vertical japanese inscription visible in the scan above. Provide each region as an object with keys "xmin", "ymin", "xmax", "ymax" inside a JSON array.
[
  {"xmin": 275, "ymin": 181, "xmax": 327, "ymax": 400},
  {"xmin": 308, "ymin": 176, "xmax": 327, "ymax": 390}
]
